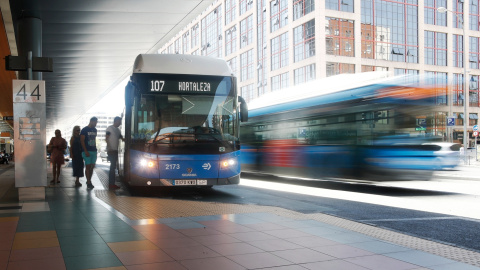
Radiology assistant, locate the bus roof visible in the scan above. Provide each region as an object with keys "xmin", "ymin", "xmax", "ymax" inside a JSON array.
[
  {"xmin": 248, "ymin": 72, "xmax": 392, "ymax": 111},
  {"xmin": 247, "ymin": 73, "xmax": 436, "ymax": 118},
  {"xmin": 133, "ymin": 54, "xmax": 234, "ymax": 77}
]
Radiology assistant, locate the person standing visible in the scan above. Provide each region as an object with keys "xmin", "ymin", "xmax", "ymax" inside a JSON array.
[
  {"xmin": 80, "ymin": 117, "xmax": 98, "ymax": 189},
  {"xmin": 48, "ymin": 129, "xmax": 67, "ymax": 185},
  {"xmin": 0, "ymin": 151, "xmax": 9, "ymax": 164},
  {"xmin": 70, "ymin": 125, "xmax": 84, "ymax": 187},
  {"xmin": 106, "ymin": 116, "xmax": 123, "ymax": 190}
]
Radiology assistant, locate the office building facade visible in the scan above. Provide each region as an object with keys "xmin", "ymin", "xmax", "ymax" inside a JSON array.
[{"xmin": 158, "ymin": 0, "xmax": 480, "ymax": 147}]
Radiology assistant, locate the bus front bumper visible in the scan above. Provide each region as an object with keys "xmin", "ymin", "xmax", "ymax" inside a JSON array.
[{"xmin": 127, "ymin": 174, "xmax": 240, "ymax": 187}]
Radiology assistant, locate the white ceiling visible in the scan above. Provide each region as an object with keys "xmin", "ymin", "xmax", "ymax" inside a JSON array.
[{"xmin": 2, "ymin": 0, "xmax": 215, "ymax": 134}]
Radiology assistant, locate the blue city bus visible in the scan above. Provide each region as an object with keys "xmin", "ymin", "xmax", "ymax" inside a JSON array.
[
  {"xmin": 120, "ymin": 54, "xmax": 248, "ymax": 187},
  {"xmin": 240, "ymin": 73, "xmax": 453, "ymax": 181}
]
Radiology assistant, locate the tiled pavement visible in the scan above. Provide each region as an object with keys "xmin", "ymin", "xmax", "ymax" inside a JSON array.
[{"xmin": 0, "ymin": 163, "xmax": 480, "ymax": 270}]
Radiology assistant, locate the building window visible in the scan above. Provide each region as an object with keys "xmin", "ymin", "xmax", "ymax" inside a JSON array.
[
  {"xmin": 434, "ymin": 112, "xmax": 448, "ymax": 138},
  {"xmin": 470, "ymin": 75, "xmax": 479, "ymax": 107},
  {"xmin": 294, "ymin": 64, "xmax": 316, "ymax": 85},
  {"xmin": 425, "ymin": 71, "xmax": 448, "ymax": 106},
  {"xmin": 470, "ymin": 37, "xmax": 480, "ymax": 69},
  {"xmin": 241, "ymin": 84, "xmax": 254, "ymax": 103},
  {"xmin": 225, "ymin": 0, "xmax": 237, "ymax": 25},
  {"xmin": 270, "ymin": 0, "xmax": 288, "ymax": 32},
  {"xmin": 326, "ymin": 17, "xmax": 354, "ymax": 57},
  {"xmin": 326, "ymin": 0, "xmax": 353, "ymax": 12},
  {"xmin": 174, "ymin": 38, "xmax": 182, "ymax": 54},
  {"xmin": 271, "ymin": 72, "xmax": 289, "ymax": 91},
  {"xmin": 454, "ymin": 34, "xmax": 465, "ymax": 68},
  {"xmin": 240, "ymin": 49, "xmax": 254, "ymax": 82},
  {"xmin": 455, "ymin": 112, "xmax": 464, "ymax": 126},
  {"xmin": 240, "ymin": 0, "xmax": 253, "ymax": 16},
  {"xmin": 271, "ymin": 32, "xmax": 289, "ymax": 71},
  {"xmin": 294, "ymin": 19, "xmax": 315, "ymax": 62},
  {"xmin": 167, "ymin": 44, "xmax": 174, "ymax": 54},
  {"xmin": 393, "ymin": 69, "xmax": 419, "ymax": 84},
  {"xmin": 326, "ymin": 62, "xmax": 354, "ymax": 77},
  {"xmin": 201, "ymin": 6, "xmax": 223, "ymax": 58},
  {"xmin": 470, "ymin": 114, "xmax": 479, "ymax": 125},
  {"xmin": 453, "ymin": 0, "xmax": 465, "ymax": 29},
  {"xmin": 361, "ymin": 66, "xmax": 388, "ymax": 72},
  {"xmin": 424, "ymin": 0, "xmax": 447, "ymax": 26},
  {"xmin": 240, "ymin": 15, "xmax": 254, "ymax": 49},
  {"xmin": 191, "ymin": 24, "xmax": 200, "ymax": 49},
  {"xmin": 293, "ymin": 0, "xmax": 315, "ymax": 21},
  {"xmin": 227, "ymin": 57, "xmax": 238, "ymax": 76},
  {"xmin": 470, "ymin": 1, "xmax": 480, "ymax": 31},
  {"xmin": 225, "ymin": 25, "xmax": 237, "ymax": 56},
  {"xmin": 182, "ymin": 32, "xmax": 190, "ymax": 53},
  {"xmin": 257, "ymin": 0, "xmax": 268, "ymax": 97},
  {"xmin": 453, "ymin": 73, "xmax": 465, "ymax": 106},
  {"xmin": 394, "ymin": 68, "xmax": 419, "ymax": 76},
  {"xmin": 361, "ymin": 0, "xmax": 418, "ymax": 63},
  {"xmin": 425, "ymin": 31, "xmax": 447, "ymax": 66}
]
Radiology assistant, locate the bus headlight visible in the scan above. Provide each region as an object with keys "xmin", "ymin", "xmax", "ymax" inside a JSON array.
[
  {"xmin": 140, "ymin": 159, "xmax": 156, "ymax": 168},
  {"xmin": 221, "ymin": 158, "xmax": 236, "ymax": 169}
]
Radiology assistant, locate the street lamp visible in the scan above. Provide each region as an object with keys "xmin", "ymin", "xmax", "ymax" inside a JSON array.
[{"xmin": 437, "ymin": 6, "xmax": 469, "ymax": 164}]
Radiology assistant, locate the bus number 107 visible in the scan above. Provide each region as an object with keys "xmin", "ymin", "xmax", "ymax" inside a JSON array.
[{"xmin": 150, "ymin": 80, "xmax": 165, "ymax": 92}]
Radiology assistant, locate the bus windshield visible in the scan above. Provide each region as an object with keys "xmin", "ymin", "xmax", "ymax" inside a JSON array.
[{"xmin": 131, "ymin": 81, "xmax": 238, "ymax": 154}]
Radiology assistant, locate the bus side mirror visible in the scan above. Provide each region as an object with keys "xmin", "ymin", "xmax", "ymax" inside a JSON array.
[
  {"xmin": 125, "ymin": 81, "xmax": 134, "ymax": 108},
  {"xmin": 238, "ymin": 96, "xmax": 248, "ymax": 122}
]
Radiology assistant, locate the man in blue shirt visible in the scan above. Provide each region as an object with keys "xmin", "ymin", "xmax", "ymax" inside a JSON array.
[{"xmin": 80, "ymin": 117, "xmax": 98, "ymax": 189}]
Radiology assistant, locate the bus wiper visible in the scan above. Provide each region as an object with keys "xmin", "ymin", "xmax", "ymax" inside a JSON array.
[
  {"xmin": 196, "ymin": 133, "xmax": 224, "ymax": 143},
  {"xmin": 153, "ymin": 133, "xmax": 198, "ymax": 144},
  {"xmin": 152, "ymin": 126, "xmax": 162, "ymax": 142}
]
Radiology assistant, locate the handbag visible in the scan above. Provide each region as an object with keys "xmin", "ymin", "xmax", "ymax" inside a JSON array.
[
  {"xmin": 47, "ymin": 137, "xmax": 55, "ymax": 153},
  {"xmin": 47, "ymin": 144, "xmax": 53, "ymax": 153}
]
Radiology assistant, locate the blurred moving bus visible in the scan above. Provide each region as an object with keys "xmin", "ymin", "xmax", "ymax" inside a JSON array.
[{"xmin": 240, "ymin": 72, "xmax": 457, "ymax": 181}]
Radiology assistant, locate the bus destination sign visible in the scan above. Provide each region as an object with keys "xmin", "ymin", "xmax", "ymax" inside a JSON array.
[
  {"xmin": 150, "ymin": 80, "xmax": 211, "ymax": 93},
  {"xmin": 178, "ymin": 81, "xmax": 211, "ymax": 92},
  {"xmin": 137, "ymin": 73, "xmax": 230, "ymax": 95}
]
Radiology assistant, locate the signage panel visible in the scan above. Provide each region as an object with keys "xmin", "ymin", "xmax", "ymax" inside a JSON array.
[
  {"xmin": 447, "ymin": 117, "xmax": 455, "ymax": 127},
  {"xmin": 13, "ymin": 80, "xmax": 46, "ymax": 103},
  {"xmin": 135, "ymin": 74, "xmax": 231, "ymax": 96},
  {"xmin": 13, "ymin": 80, "xmax": 47, "ymax": 189}
]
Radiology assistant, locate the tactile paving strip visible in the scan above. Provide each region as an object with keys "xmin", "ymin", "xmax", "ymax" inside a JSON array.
[
  {"xmin": 95, "ymin": 190, "xmax": 274, "ymax": 219},
  {"xmin": 95, "ymin": 188, "xmax": 480, "ymax": 267}
]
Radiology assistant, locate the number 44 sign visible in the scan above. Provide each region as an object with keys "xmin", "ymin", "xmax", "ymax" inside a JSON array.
[{"xmin": 13, "ymin": 80, "xmax": 45, "ymax": 103}]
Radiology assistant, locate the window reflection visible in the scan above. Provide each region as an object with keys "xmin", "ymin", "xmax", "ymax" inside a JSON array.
[
  {"xmin": 326, "ymin": 17, "xmax": 354, "ymax": 57},
  {"xmin": 361, "ymin": 0, "xmax": 418, "ymax": 63}
]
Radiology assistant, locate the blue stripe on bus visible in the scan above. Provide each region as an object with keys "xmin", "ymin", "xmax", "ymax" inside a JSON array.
[{"xmin": 130, "ymin": 150, "xmax": 240, "ymax": 179}]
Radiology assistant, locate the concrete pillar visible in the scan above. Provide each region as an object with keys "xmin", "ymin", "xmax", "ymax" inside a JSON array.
[
  {"xmin": 17, "ymin": 17, "xmax": 42, "ymax": 80},
  {"xmin": 15, "ymin": 17, "xmax": 46, "ymax": 201}
]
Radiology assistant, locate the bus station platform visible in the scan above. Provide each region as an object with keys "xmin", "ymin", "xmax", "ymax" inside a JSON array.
[{"xmin": 0, "ymin": 163, "xmax": 480, "ymax": 270}]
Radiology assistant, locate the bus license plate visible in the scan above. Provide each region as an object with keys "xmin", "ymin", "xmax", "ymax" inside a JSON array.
[
  {"xmin": 174, "ymin": 180, "xmax": 208, "ymax": 185},
  {"xmin": 174, "ymin": 180, "xmax": 196, "ymax": 185}
]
